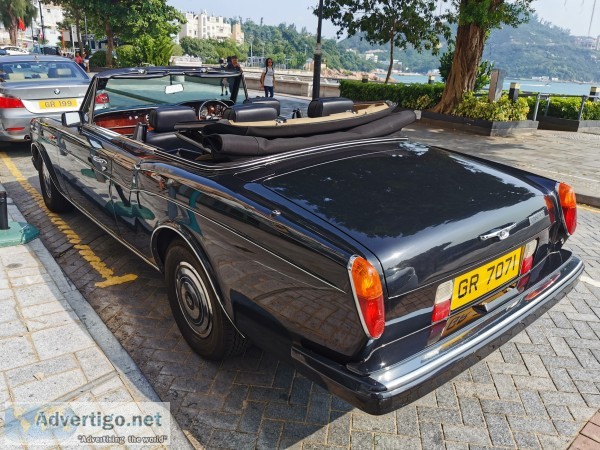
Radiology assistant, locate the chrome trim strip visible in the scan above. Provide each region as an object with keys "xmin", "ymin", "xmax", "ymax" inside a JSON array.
[{"xmin": 347, "ymin": 255, "xmax": 376, "ymax": 340}]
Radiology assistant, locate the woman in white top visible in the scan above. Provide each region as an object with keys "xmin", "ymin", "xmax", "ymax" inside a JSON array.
[{"xmin": 260, "ymin": 58, "xmax": 275, "ymax": 98}]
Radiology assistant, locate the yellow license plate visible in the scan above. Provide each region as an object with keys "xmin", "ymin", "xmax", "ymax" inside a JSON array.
[
  {"xmin": 451, "ymin": 247, "xmax": 523, "ymax": 310},
  {"xmin": 39, "ymin": 98, "xmax": 78, "ymax": 109}
]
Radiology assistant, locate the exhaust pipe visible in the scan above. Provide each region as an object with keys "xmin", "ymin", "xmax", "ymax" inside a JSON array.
[{"xmin": 24, "ymin": 135, "xmax": 31, "ymax": 141}]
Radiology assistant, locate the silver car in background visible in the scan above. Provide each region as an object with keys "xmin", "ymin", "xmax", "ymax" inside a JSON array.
[{"xmin": 0, "ymin": 55, "xmax": 90, "ymax": 142}]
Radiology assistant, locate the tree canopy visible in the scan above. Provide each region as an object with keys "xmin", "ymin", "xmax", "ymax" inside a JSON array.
[
  {"xmin": 321, "ymin": 0, "xmax": 449, "ymax": 83},
  {"xmin": 0, "ymin": 0, "xmax": 37, "ymax": 45},
  {"xmin": 54, "ymin": 0, "xmax": 184, "ymax": 66}
]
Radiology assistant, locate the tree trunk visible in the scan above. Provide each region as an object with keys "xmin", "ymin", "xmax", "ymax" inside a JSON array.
[
  {"xmin": 385, "ymin": 31, "xmax": 395, "ymax": 84},
  {"xmin": 431, "ymin": 22, "xmax": 487, "ymax": 114},
  {"xmin": 105, "ymin": 20, "xmax": 114, "ymax": 67},
  {"xmin": 9, "ymin": 25, "xmax": 17, "ymax": 45}
]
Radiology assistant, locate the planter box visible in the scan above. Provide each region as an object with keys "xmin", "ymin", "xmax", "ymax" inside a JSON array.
[
  {"xmin": 420, "ymin": 111, "xmax": 539, "ymax": 137},
  {"xmin": 537, "ymin": 116, "xmax": 600, "ymax": 135}
]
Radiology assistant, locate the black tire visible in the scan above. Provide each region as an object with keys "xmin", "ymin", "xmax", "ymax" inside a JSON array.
[
  {"xmin": 164, "ymin": 241, "xmax": 247, "ymax": 360},
  {"xmin": 39, "ymin": 158, "xmax": 72, "ymax": 213}
]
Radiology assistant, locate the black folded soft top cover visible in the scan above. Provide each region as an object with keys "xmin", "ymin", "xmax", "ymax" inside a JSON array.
[{"xmin": 200, "ymin": 109, "xmax": 417, "ymax": 156}]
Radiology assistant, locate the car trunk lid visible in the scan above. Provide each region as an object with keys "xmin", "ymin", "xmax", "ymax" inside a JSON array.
[
  {"xmin": 1, "ymin": 81, "xmax": 88, "ymax": 114},
  {"xmin": 261, "ymin": 142, "xmax": 551, "ymax": 312}
]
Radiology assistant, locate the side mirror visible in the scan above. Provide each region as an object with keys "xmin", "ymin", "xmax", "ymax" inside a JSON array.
[{"xmin": 62, "ymin": 111, "xmax": 82, "ymax": 127}]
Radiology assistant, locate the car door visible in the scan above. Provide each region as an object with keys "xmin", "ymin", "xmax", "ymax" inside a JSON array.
[{"xmin": 57, "ymin": 124, "xmax": 120, "ymax": 234}]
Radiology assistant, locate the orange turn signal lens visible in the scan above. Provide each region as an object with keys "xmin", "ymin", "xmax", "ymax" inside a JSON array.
[
  {"xmin": 349, "ymin": 256, "xmax": 385, "ymax": 339},
  {"xmin": 558, "ymin": 183, "xmax": 577, "ymax": 235}
]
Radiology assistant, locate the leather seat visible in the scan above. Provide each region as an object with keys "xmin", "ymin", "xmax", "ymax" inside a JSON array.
[
  {"xmin": 222, "ymin": 103, "xmax": 278, "ymax": 122},
  {"xmin": 307, "ymin": 97, "xmax": 354, "ymax": 118},
  {"xmin": 145, "ymin": 105, "xmax": 199, "ymax": 151},
  {"xmin": 243, "ymin": 97, "xmax": 281, "ymax": 115}
]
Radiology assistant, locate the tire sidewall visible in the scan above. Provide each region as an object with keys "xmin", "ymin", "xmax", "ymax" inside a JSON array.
[{"xmin": 165, "ymin": 243, "xmax": 229, "ymax": 359}]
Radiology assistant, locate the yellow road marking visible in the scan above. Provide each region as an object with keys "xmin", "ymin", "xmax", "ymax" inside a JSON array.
[
  {"xmin": 0, "ymin": 152, "xmax": 137, "ymax": 288},
  {"xmin": 579, "ymin": 204, "xmax": 600, "ymax": 213}
]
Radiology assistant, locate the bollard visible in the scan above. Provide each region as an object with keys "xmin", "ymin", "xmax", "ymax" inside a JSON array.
[
  {"xmin": 508, "ymin": 82, "xmax": 520, "ymax": 102},
  {"xmin": 361, "ymin": 74, "xmax": 368, "ymax": 83},
  {"xmin": 428, "ymin": 74, "xmax": 435, "ymax": 85},
  {"xmin": 0, "ymin": 191, "xmax": 8, "ymax": 230},
  {"xmin": 590, "ymin": 86, "xmax": 599, "ymax": 102}
]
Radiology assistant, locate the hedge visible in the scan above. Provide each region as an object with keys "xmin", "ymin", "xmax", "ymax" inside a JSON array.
[
  {"xmin": 339, "ymin": 79, "xmax": 444, "ymax": 110},
  {"xmin": 526, "ymin": 96, "xmax": 600, "ymax": 120}
]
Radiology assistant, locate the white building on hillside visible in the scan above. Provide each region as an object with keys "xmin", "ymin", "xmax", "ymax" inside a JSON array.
[{"xmin": 178, "ymin": 10, "xmax": 243, "ymax": 44}]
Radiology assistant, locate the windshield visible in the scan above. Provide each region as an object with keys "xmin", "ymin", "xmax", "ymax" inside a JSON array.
[
  {"xmin": 0, "ymin": 60, "xmax": 88, "ymax": 82},
  {"xmin": 94, "ymin": 73, "xmax": 246, "ymax": 113}
]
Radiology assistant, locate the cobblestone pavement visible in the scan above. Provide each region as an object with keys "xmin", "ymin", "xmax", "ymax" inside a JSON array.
[{"xmin": 1, "ymin": 121, "xmax": 600, "ymax": 449}]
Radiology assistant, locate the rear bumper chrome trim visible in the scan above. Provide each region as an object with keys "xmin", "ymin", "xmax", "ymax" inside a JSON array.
[{"xmin": 291, "ymin": 252, "xmax": 583, "ymax": 415}]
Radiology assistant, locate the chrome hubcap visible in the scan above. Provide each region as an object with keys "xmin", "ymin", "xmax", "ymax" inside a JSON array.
[{"xmin": 175, "ymin": 262, "xmax": 212, "ymax": 338}]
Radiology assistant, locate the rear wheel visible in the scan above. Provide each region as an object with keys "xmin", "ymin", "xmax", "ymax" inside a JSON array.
[
  {"xmin": 39, "ymin": 158, "xmax": 72, "ymax": 213},
  {"xmin": 164, "ymin": 241, "xmax": 247, "ymax": 360}
]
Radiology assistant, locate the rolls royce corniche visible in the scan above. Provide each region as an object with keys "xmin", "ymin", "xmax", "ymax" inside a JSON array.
[{"xmin": 29, "ymin": 66, "xmax": 583, "ymax": 414}]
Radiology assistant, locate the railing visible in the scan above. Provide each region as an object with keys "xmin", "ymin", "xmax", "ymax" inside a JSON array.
[{"xmin": 526, "ymin": 92, "xmax": 600, "ymax": 121}]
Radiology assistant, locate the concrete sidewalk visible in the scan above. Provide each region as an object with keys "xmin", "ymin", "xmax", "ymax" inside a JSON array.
[{"xmin": 0, "ymin": 185, "xmax": 192, "ymax": 448}]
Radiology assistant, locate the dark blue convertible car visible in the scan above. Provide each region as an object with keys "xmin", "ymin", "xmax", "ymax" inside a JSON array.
[{"xmin": 29, "ymin": 67, "xmax": 583, "ymax": 414}]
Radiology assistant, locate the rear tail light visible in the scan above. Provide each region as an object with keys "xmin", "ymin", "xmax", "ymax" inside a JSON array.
[
  {"xmin": 348, "ymin": 256, "xmax": 385, "ymax": 339},
  {"xmin": 432, "ymin": 280, "xmax": 453, "ymax": 323},
  {"xmin": 0, "ymin": 94, "xmax": 25, "ymax": 109},
  {"xmin": 95, "ymin": 92, "xmax": 110, "ymax": 104},
  {"xmin": 517, "ymin": 239, "xmax": 538, "ymax": 290},
  {"xmin": 520, "ymin": 240, "xmax": 538, "ymax": 275},
  {"xmin": 558, "ymin": 182, "xmax": 577, "ymax": 235}
]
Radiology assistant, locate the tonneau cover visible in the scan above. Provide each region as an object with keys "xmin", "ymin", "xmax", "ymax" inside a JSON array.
[{"xmin": 201, "ymin": 110, "xmax": 417, "ymax": 156}]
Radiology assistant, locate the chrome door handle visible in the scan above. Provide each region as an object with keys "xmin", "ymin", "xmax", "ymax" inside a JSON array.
[{"xmin": 92, "ymin": 155, "xmax": 108, "ymax": 171}]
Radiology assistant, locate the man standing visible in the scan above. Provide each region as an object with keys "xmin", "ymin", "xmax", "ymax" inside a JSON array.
[{"xmin": 226, "ymin": 55, "xmax": 242, "ymax": 96}]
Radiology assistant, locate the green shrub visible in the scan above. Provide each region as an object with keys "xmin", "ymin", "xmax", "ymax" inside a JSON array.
[
  {"xmin": 89, "ymin": 50, "xmax": 111, "ymax": 69},
  {"xmin": 116, "ymin": 45, "xmax": 141, "ymax": 68},
  {"xmin": 525, "ymin": 96, "xmax": 600, "ymax": 120},
  {"xmin": 340, "ymin": 79, "xmax": 444, "ymax": 110},
  {"xmin": 452, "ymin": 93, "xmax": 530, "ymax": 121}
]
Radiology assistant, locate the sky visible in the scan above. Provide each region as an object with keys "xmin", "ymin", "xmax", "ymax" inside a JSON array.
[{"xmin": 167, "ymin": 0, "xmax": 600, "ymax": 39}]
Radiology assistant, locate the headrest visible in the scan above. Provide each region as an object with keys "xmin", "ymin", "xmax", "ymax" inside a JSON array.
[
  {"xmin": 222, "ymin": 104, "xmax": 278, "ymax": 122},
  {"xmin": 48, "ymin": 67, "xmax": 73, "ymax": 78},
  {"xmin": 308, "ymin": 97, "xmax": 354, "ymax": 118},
  {"xmin": 243, "ymin": 97, "xmax": 281, "ymax": 115},
  {"xmin": 6, "ymin": 73, "xmax": 25, "ymax": 80},
  {"xmin": 149, "ymin": 106, "xmax": 197, "ymax": 133}
]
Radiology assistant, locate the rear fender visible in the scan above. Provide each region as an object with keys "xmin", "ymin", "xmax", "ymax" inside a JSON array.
[{"xmin": 151, "ymin": 222, "xmax": 244, "ymax": 337}]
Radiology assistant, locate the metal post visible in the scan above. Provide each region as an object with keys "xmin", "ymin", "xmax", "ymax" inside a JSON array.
[
  {"xmin": 38, "ymin": 1, "xmax": 45, "ymax": 45},
  {"xmin": 0, "ymin": 191, "xmax": 9, "ymax": 230},
  {"xmin": 84, "ymin": 14, "xmax": 89, "ymax": 50},
  {"xmin": 508, "ymin": 82, "xmax": 520, "ymax": 102},
  {"xmin": 312, "ymin": 0, "xmax": 324, "ymax": 100},
  {"xmin": 532, "ymin": 93, "xmax": 541, "ymax": 122},
  {"xmin": 578, "ymin": 95, "xmax": 588, "ymax": 121}
]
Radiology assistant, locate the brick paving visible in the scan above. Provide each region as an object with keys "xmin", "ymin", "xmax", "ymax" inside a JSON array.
[{"xmin": 1, "ymin": 104, "xmax": 600, "ymax": 448}]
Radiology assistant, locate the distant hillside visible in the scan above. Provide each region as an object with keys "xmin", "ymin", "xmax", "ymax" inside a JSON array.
[{"xmin": 338, "ymin": 15, "xmax": 600, "ymax": 82}]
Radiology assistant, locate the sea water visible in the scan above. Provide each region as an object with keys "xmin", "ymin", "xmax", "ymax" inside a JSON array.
[{"xmin": 392, "ymin": 74, "xmax": 598, "ymax": 97}]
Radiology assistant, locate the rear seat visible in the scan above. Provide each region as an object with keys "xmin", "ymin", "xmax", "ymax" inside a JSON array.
[
  {"xmin": 222, "ymin": 103, "xmax": 279, "ymax": 122},
  {"xmin": 307, "ymin": 97, "xmax": 354, "ymax": 118},
  {"xmin": 145, "ymin": 105, "xmax": 199, "ymax": 151}
]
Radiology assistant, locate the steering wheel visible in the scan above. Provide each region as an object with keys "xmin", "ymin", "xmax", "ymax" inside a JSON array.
[{"xmin": 198, "ymin": 100, "xmax": 228, "ymax": 120}]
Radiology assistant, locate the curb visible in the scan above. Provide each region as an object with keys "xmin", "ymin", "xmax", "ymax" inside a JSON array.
[{"xmin": 3, "ymin": 192, "xmax": 193, "ymax": 450}]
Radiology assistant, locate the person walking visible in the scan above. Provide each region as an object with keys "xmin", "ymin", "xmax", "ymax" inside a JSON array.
[{"xmin": 260, "ymin": 58, "xmax": 275, "ymax": 98}]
